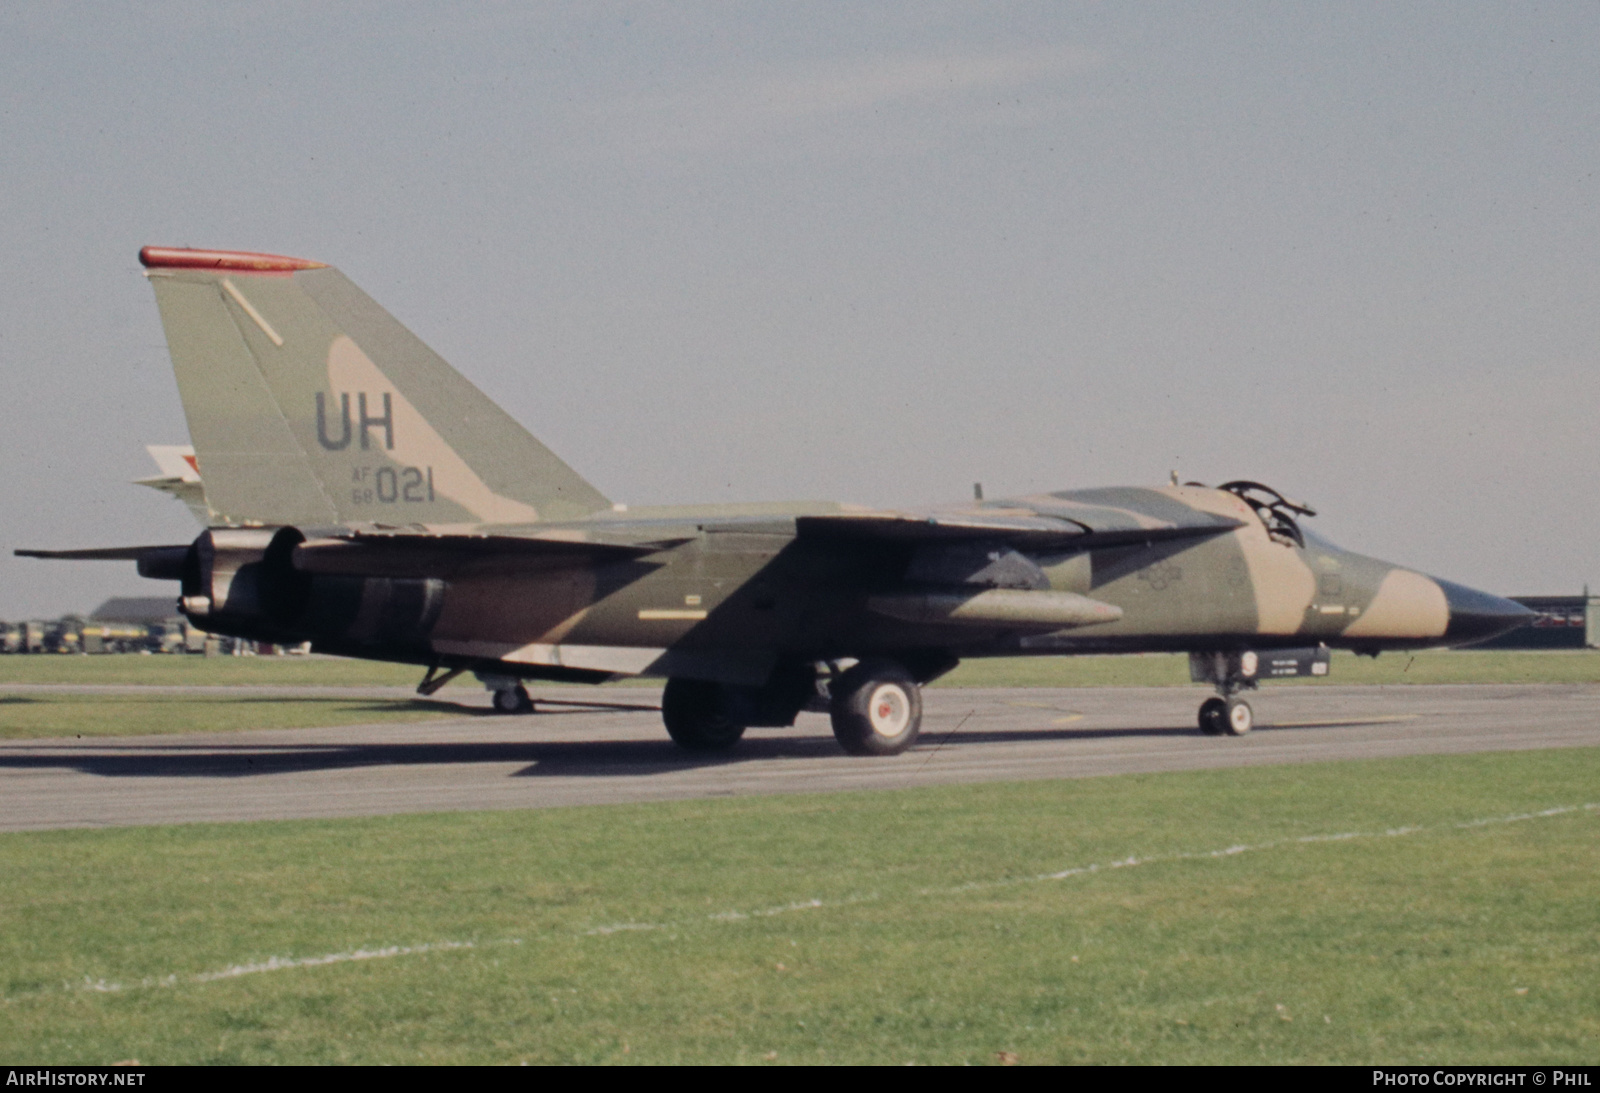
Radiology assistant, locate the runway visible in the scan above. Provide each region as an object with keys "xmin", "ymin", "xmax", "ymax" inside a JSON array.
[{"xmin": 1, "ymin": 683, "xmax": 1597, "ymax": 831}]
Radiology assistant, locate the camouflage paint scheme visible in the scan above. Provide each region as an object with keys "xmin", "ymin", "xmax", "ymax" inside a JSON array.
[{"xmin": 19, "ymin": 247, "xmax": 1532, "ymax": 752}]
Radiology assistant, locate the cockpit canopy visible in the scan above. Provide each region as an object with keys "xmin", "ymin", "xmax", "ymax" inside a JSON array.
[{"xmin": 1185, "ymin": 480, "xmax": 1316, "ymax": 548}]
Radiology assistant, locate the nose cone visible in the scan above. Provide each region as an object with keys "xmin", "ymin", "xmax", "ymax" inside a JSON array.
[{"xmin": 1435, "ymin": 578, "xmax": 1537, "ymax": 646}]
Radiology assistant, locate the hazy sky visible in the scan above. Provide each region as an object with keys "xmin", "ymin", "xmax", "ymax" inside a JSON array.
[{"xmin": 2, "ymin": 3, "xmax": 1596, "ymax": 617}]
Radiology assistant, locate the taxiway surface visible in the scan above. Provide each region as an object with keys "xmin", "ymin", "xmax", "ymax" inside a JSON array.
[{"xmin": 2, "ymin": 684, "xmax": 1597, "ymax": 831}]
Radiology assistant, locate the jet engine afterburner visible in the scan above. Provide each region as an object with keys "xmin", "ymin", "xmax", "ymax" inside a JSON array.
[{"xmin": 176, "ymin": 526, "xmax": 443, "ymax": 656}]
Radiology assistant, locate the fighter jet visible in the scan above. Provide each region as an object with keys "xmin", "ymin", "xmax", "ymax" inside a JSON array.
[{"xmin": 18, "ymin": 246, "xmax": 1533, "ymax": 754}]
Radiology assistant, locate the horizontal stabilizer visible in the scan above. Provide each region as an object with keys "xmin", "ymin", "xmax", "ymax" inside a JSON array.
[
  {"xmin": 16, "ymin": 545, "xmax": 179, "ymax": 561},
  {"xmin": 16, "ymin": 544, "xmax": 190, "ymax": 580}
]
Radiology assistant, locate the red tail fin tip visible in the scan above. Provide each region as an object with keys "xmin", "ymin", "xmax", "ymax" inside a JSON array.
[{"xmin": 139, "ymin": 246, "xmax": 327, "ymax": 272}]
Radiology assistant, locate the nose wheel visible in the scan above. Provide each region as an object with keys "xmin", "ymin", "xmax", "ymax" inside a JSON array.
[
  {"xmin": 492, "ymin": 685, "xmax": 535, "ymax": 714},
  {"xmin": 1198, "ymin": 695, "xmax": 1252, "ymax": 736}
]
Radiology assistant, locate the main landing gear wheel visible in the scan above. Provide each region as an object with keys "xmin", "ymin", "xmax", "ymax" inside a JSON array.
[
  {"xmin": 830, "ymin": 661, "xmax": 922, "ymax": 756},
  {"xmin": 1223, "ymin": 697, "xmax": 1253, "ymax": 735},
  {"xmin": 492, "ymin": 685, "xmax": 534, "ymax": 714},
  {"xmin": 661, "ymin": 678, "xmax": 747, "ymax": 752},
  {"xmin": 1199, "ymin": 695, "xmax": 1253, "ymax": 735}
]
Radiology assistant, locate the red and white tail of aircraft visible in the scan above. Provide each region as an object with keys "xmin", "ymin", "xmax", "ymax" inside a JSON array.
[{"xmin": 134, "ymin": 445, "xmax": 209, "ymax": 526}]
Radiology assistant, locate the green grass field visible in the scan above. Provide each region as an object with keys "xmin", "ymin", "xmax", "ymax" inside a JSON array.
[{"xmin": 2, "ymin": 747, "xmax": 1596, "ymax": 1064}]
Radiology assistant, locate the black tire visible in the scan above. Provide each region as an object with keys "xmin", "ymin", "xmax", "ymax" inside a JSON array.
[
  {"xmin": 829, "ymin": 661, "xmax": 922, "ymax": 756},
  {"xmin": 493, "ymin": 685, "xmax": 534, "ymax": 714},
  {"xmin": 662, "ymin": 678, "xmax": 747, "ymax": 751},
  {"xmin": 1223, "ymin": 697, "xmax": 1253, "ymax": 736},
  {"xmin": 1198, "ymin": 696, "xmax": 1227, "ymax": 735}
]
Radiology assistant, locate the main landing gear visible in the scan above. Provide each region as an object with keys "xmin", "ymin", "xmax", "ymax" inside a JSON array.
[
  {"xmin": 661, "ymin": 677, "xmax": 748, "ymax": 751},
  {"xmin": 658, "ymin": 659, "xmax": 930, "ymax": 757},
  {"xmin": 492, "ymin": 684, "xmax": 535, "ymax": 715},
  {"xmin": 828, "ymin": 660, "xmax": 922, "ymax": 756}
]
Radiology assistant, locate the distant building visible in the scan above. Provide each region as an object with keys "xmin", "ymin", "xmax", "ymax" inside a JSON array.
[{"xmin": 90, "ymin": 597, "xmax": 183, "ymax": 624}]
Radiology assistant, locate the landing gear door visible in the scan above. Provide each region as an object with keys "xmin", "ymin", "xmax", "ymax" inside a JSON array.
[
  {"xmin": 1260, "ymin": 646, "xmax": 1331, "ymax": 678},
  {"xmin": 1189, "ymin": 645, "xmax": 1331, "ymax": 686}
]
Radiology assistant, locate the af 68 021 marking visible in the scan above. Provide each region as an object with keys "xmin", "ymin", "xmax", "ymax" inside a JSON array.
[{"xmin": 349, "ymin": 465, "xmax": 435, "ymax": 506}]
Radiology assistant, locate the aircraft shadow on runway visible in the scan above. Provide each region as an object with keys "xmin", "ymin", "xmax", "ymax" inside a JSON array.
[
  {"xmin": 0, "ymin": 737, "xmax": 822, "ymax": 780},
  {"xmin": 0, "ymin": 716, "xmax": 1381, "ymax": 781},
  {"xmin": 0, "ymin": 694, "xmax": 655, "ymax": 716}
]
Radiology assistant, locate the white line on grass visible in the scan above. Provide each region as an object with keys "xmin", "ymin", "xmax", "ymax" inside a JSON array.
[
  {"xmin": 585, "ymin": 802, "xmax": 1600, "ymax": 935},
  {"xmin": 62, "ymin": 939, "xmax": 522, "ymax": 998},
  {"xmin": 23, "ymin": 801, "xmax": 1596, "ymax": 1002}
]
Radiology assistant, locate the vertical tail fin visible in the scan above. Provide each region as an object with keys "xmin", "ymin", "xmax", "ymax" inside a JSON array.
[{"xmin": 140, "ymin": 246, "xmax": 610, "ymax": 528}]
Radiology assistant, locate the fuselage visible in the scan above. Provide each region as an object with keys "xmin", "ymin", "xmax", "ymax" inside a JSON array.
[{"xmin": 191, "ymin": 483, "xmax": 1529, "ymax": 687}]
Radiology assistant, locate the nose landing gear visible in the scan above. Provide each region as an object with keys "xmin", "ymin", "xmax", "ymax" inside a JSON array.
[
  {"xmin": 1190, "ymin": 650, "xmax": 1258, "ymax": 737},
  {"xmin": 491, "ymin": 684, "xmax": 535, "ymax": 715},
  {"xmin": 1188, "ymin": 646, "xmax": 1331, "ymax": 736},
  {"xmin": 474, "ymin": 672, "xmax": 536, "ymax": 715}
]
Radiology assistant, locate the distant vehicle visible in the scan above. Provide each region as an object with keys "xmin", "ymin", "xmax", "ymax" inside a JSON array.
[
  {"xmin": 42, "ymin": 617, "xmax": 81, "ymax": 654},
  {"xmin": 78, "ymin": 620, "xmax": 149, "ymax": 654},
  {"xmin": 19, "ymin": 246, "xmax": 1532, "ymax": 753}
]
